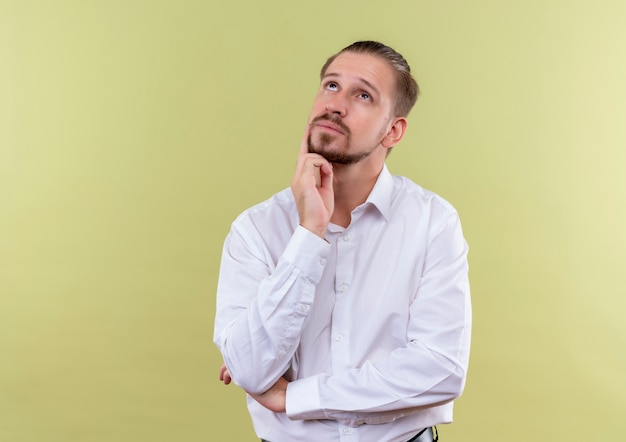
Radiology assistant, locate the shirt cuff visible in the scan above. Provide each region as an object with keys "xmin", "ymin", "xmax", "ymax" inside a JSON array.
[
  {"xmin": 282, "ymin": 226, "xmax": 330, "ymax": 284},
  {"xmin": 286, "ymin": 375, "xmax": 325, "ymax": 420}
]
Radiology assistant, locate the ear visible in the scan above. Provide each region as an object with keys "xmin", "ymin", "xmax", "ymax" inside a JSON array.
[{"xmin": 381, "ymin": 117, "xmax": 408, "ymax": 149}]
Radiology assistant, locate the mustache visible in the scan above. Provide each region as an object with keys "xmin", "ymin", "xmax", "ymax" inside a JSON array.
[{"xmin": 311, "ymin": 113, "xmax": 350, "ymax": 135}]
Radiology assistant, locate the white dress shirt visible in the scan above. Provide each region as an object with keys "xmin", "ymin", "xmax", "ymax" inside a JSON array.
[{"xmin": 214, "ymin": 165, "xmax": 471, "ymax": 442}]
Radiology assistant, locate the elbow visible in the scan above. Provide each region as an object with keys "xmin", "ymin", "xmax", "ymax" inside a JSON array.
[
  {"xmin": 217, "ymin": 351, "xmax": 264, "ymax": 394},
  {"xmin": 444, "ymin": 364, "xmax": 468, "ymax": 402},
  {"xmin": 219, "ymin": 345, "xmax": 281, "ymax": 394},
  {"xmin": 425, "ymin": 357, "xmax": 468, "ymax": 406},
  {"xmin": 214, "ymin": 339, "xmax": 260, "ymax": 393},
  {"xmin": 228, "ymin": 362, "xmax": 288, "ymax": 395},
  {"xmin": 228, "ymin": 365, "xmax": 271, "ymax": 394}
]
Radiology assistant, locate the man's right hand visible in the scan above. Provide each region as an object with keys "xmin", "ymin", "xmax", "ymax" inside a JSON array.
[{"xmin": 291, "ymin": 124, "xmax": 334, "ymax": 238}]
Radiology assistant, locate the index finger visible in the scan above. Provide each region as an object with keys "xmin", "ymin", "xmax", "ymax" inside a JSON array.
[{"xmin": 299, "ymin": 122, "xmax": 311, "ymax": 155}]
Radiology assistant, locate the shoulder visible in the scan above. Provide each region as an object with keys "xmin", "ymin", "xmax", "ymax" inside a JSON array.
[
  {"xmin": 230, "ymin": 188, "xmax": 298, "ymax": 240},
  {"xmin": 389, "ymin": 175, "xmax": 466, "ymax": 247},
  {"xmin": 391, "ymin": 175, "xmax": 459, "ymax": 218},
  {"xmin": 236, "ymin": 187, "xmax": 294, "ymax": 217}
]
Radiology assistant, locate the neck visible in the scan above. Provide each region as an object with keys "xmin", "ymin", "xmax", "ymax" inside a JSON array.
[{"xmin": 330, "ymin": 161, "xmax": 383, "ymax": 228}]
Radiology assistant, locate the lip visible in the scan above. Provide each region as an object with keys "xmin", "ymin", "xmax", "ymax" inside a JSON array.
[{"xmin": 314, "ymin": 121, "xmax": 345, "ymax": 135}]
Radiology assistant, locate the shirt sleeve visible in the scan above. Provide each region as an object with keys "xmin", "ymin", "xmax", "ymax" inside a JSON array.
[
  {"xmin": 214, "ymin": 222, "xmax": 330, "ymax": 394},
  {"xmin": 286, "ymin": 213, "xmax": 471, "ymax": 426}
]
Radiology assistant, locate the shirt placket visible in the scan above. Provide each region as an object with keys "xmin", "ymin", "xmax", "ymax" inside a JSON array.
[{"xmin": 331, "ymin": 230, "xmax": 356, "ymax": 372}]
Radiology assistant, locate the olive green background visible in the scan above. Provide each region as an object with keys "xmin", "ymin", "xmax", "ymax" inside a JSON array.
[{"xmin": 1, "ymin": 1, "xmax": 625, "ymax": 441}]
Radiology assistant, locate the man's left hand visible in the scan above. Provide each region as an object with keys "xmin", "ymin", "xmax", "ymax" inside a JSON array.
[
  {"xmin": 219, "ymin": 362, "xmax": 288, "ymax": 413},
  {"xmin": 248, "ymin": 377, "xmax": 288, "ymax": 413},
  {"xmin": 219, "ymin": 362, "xmax": 232, "ymax": 385}
]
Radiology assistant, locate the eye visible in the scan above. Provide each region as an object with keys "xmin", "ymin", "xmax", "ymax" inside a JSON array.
[
  {"xmin": 325, "ymin": 82, "xmax": 338, "ymax": 91},
  {"xmin": 358, "ymin": 91, "xmax": 371, "ymax": 101}
]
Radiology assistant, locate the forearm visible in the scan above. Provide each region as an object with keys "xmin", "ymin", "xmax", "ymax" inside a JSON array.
[
  {"xmin": 214, "ymin": 225, "xmax": 329, "ymax": 393},
  {"xmin": 286, "ymin": 340, "xmax": 469, "ymax": 424}
]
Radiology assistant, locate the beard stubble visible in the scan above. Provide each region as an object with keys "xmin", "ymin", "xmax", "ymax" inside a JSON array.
[{"xmin": 307, "ymin": 113, "xmax": 384, "ymax": 165}]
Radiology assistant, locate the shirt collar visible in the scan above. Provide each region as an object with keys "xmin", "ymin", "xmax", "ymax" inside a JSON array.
[{"xmin": 363, "ymin": 164, "xmax": 393, "ymax": 221}]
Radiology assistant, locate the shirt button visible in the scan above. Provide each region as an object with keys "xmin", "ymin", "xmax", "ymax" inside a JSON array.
[
  {"xmin": 343, "ymin": 427, "xmax": 352, "ymax": 434},
  {"xmin": 297, "ymin": 304, "xmax": 309, "ymax": 313},
  {"xmin": 339, "ymin": 284, "xmax": 348, "ymax": 292},
  {"xmin": 319, "ymin": 258, "xmax": 327, "ymax": 266},
  {"xmin": 336, "ymin": 334, "xmax": 343, "ymax": 341},
  {"xmin": 343, "ymin": 235, "xmax": 351, "ymax": 242}
]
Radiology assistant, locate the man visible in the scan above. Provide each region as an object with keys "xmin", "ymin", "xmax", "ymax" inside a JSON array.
[{"xmin": 214, "ymin": 41, "xmax": 471, "ymax": 442}]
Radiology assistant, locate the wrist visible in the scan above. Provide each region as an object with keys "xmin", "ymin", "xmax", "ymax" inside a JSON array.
[{"xmin": 300, "ymin": 222, "xmax": 327, "ymax": 239}]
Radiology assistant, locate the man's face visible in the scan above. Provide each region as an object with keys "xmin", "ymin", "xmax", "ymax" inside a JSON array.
[{"xmin": 307, "ymin": 52, "xmax": 398, "ymax": 165}]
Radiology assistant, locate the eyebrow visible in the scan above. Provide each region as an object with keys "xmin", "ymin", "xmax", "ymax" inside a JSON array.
[{"xmin": 323, "ymin": 72, "xmax": 380, "ymax": 97}]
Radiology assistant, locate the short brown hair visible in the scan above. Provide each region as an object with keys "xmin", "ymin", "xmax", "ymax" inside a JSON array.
[{"xmin": 320, "ymin": 41, "xmax": 419, "ymax": 117}]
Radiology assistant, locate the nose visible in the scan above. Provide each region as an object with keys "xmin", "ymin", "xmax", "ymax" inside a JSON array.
[{"xmin": 325, "ymin": 93, "xmax": 347, "ymax": 117}]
